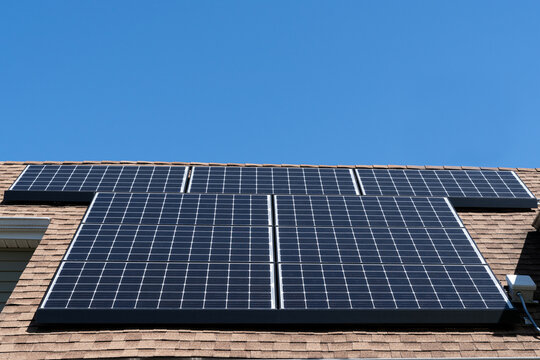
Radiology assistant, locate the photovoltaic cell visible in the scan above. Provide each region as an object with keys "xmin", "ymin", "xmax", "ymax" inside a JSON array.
[
  {"xmin": 274, "ymin": 195, "xmax": 462, "ymax": 228},
  {"xmin": 84, "ymin": 193, "xmax": 272, "ymax": 226},
  {"xmin": 66, "ymin": 224, "xmax": 273, "ymax": 263},
  {"xmin": 188, "ymin": 166, "xmax": 359, "ymax": 195},
  {"xmin": 43, "ymin": 261, "xmax": 274, "ymax": 310},
  {"xmin": 279, "ymin": 263, "xmax": 509, "ymax": 310},
  {"xmin": 277, "ymin": 227, "xmax": 483, "ymax": 265},
  {"xmin": 10, "ymin": 165, "xmax": 188, "ymax": 193},
  {"xmin": 356, "ymin": 169, "xmax": 536, "ymax": 208}
]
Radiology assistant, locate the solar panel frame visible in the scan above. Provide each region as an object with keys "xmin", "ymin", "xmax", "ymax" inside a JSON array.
[
  {"xmin": 187, "ymin": 166, "xmax": 361, "ymax": 196},
  {"xmin": 5, "ymin": 165, "xmax": 190, "ymax": 204},
  {"xmin": 356, "ymin": 169, "xmax": 537, "ymax": 208},
  {"xmin": 34, "ymin": 306, "xmax": 518, "ymax": 325}
]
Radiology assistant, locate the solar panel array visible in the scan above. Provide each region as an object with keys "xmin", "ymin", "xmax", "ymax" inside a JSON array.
[
  {"xmin": 189, "ymin": 166, "xmax": 359, "ymax": 195},
  {"xmin": 11, "ymin": 164, "xmax": 521, "ymax": 324},
  {"xmin": 356, "ymin": 169, "xmax": 536, "ymax": 208}
]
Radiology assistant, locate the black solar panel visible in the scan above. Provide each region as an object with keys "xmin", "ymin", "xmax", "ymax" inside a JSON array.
[
  {"xmin": 274, "ymin": 195, "xmax": 462, "ymax": 228},
  {"xmin": 280, "ymin": 264, "xmax": 509, "ymax": 310},
  {"xmin": 84, "ymin": 193, "xmax": 272, "ymax": 226},
  {"xmin": 277, "ymin": 227, "xmax": 483, "ymax": 265},
  {"xmin": 30, "ymin": 165, "xmax": 517, "ymax": 325},
  {"xmin": 5, "ymin": 165, "xmax": 188, "ymax": 203},
  {"xmin": 356, "ymin": 169, "xmax": 537, "ymax": 208},
  {"xmin": 271, "ymin": 194, "xmax": 513, "ymax": 324},
  {"xmin": 37, "ymin": 192, "xmax": 276, "ymax": 323},
  {"xmin": 43, "ymin": 261, "xmax": 275, "ymax": 310},
  {"xmin": 66, "ymin": 224, "xmax": 273, "ymax": 263},
  {"xmin": 188, "ymin": 166, "xmax": 359, "ymax": 195}
]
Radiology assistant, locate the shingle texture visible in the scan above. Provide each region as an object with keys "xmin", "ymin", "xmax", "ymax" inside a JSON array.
[{"xmin": 0, "ymin": 161, "xmax": 539, "ymax": 359}]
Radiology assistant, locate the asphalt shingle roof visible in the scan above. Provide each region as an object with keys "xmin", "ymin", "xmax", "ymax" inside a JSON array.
[{"xmin": 0, "ymin": 161, "xmax": 539, "ymax": 359}]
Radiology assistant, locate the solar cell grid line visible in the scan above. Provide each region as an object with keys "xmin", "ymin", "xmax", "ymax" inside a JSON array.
[
  {"xmin": 278, "ymin": 264, "xmax": 512, "ymax": 310},
  {"xmin": 473, "ymin": 171, "xmax": 497, "ymax": 196},
  {"xmin": 462, "ymin": 171, "xmax": 484, "ymax": 197},
  {"xmin": 63, "ymin": 165, "xmax": 90, "ymax": 191},
  {"xmin": 144, "ymin": 220, "xmax": 162, "ymax": 264},
  {"xmin": 403, "ymin": 227, "xmax": 433, "ymax": 265},
  {"xmin": 445, "ymin": 171, "xmax": 467, "ymax": 197},
  {"xmin": 40, "ymin": 261, "xmax": 275, "ymax": 310},
  {"xmin": 274, "ymin": 195, "xmax": 463, "ymax": 228},
  {"xmin": 46, "ymin": 166, "xmax": 64, "ymax": 191},
  {"xmin": 156, "ymin": 261, "xmax": 170, "ymax": 308},
  {"xmin": 110, "ymin": 166, "xmax": 127, "ymax": 193},
  {"xmin": 83, "ymin": 193, "xmax": 272, "ymax": 227},
  {"xmin": 276, "ymin": 227, "xmax": 484, "ymax": 265},
  {"xmin": 355, "ymin": 168, "xmax": 537, "ymax": 208},
  {"xmin": 133, "ymin": 262, "xmax": 150, "ymax": 309},
  {"xmin": 84, "ymin": 166, "xmax": 109, "ymax": 192},
  {"xmin": 64, "ymin": 224, "xmax": 273, "ymax": 263},
  {"xmin": 187, "ymin": 166, "xmax": 360, "ymax": 195},
  {"xmin": 88, "ymin": 257, "xmax": 111, "ymax": 308}
]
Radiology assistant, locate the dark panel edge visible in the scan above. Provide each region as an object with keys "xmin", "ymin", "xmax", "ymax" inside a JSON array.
[
  {"xmin": 448, "ymin": 197, "xmax": 538, "ymax": 209},
  {"xmin": 3, "ymin": 190, "xmax": 95, "ymax": 204},
  {"xmin": 34, "ymin": 308, "xmax": 518, "ymax": 325}
]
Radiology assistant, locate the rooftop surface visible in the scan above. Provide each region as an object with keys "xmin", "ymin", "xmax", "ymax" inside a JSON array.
[{"xmin": 0, "ymin": 161, "xmax": 539, "ymax": 359}]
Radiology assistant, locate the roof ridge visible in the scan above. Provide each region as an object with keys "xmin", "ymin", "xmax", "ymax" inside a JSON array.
[{"xmin": 0, "ymin": 161, "xmax": 538, "ymax": 172}]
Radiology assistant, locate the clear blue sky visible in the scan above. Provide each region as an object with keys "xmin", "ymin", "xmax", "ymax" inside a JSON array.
[{"xmin": 1, "ymin": 2, "xmax": 539, "ymax": 167}]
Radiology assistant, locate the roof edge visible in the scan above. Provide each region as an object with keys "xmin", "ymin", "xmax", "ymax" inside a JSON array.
[
  {"xmin": 1, "ymin": 161, "xmax": 539, "ymax": 172},
  {"xmin": 79, "ymin": 357, "xmax": 540, "ymax": 360}
]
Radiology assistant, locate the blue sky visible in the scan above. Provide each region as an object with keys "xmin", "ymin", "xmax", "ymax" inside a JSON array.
[{"xmin": 1, "ymin": 2, "xmax": 539, "ymax": 167}]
